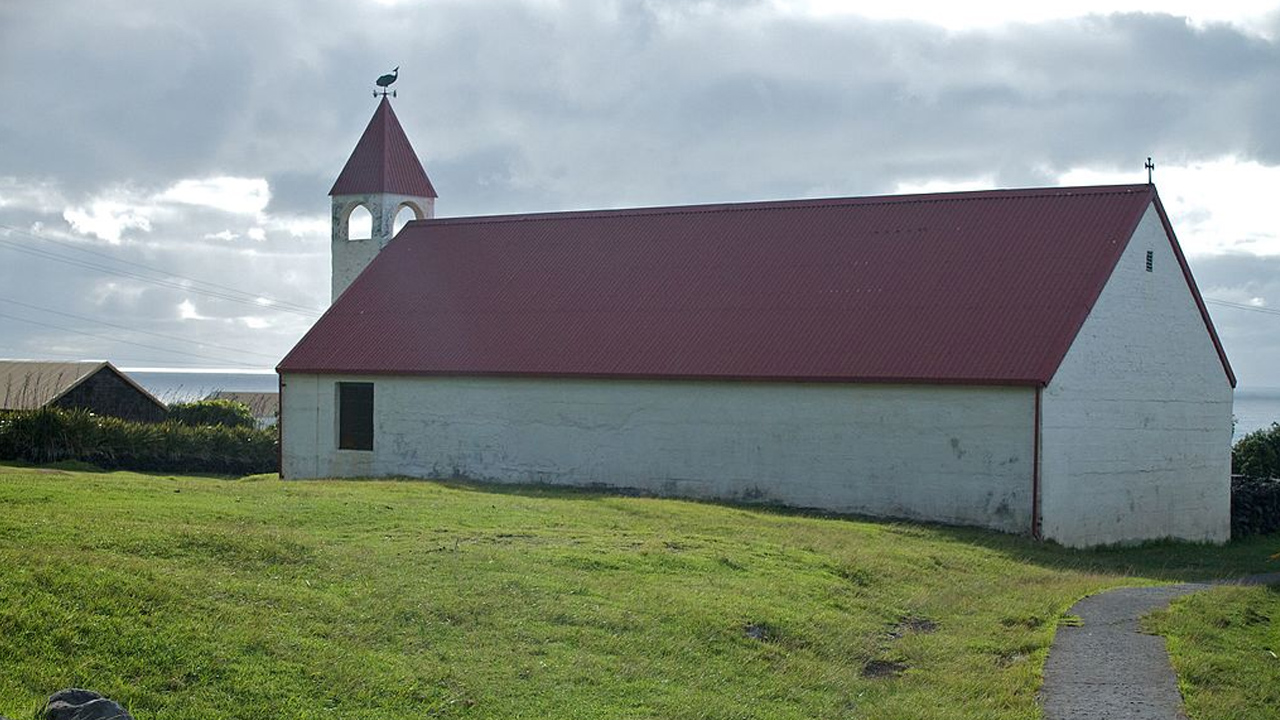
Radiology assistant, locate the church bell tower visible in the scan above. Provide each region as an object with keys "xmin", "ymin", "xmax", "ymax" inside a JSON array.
[{"xmin": 329, "ymin": 96, "xmax": 437, "ymax": 302}]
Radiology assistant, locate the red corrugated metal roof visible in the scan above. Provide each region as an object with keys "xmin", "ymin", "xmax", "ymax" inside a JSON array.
[
  {"xmin": 281, "ymin": 184, "xmax": 1234, "ymax": 387},
  {"xmin": 329, "ymin": 97, "xmax": 437, "ymax": 198}
]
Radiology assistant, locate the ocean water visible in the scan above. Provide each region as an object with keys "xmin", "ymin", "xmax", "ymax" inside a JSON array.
[
  {"xmin": 1233, "ymin": 388, "xmax": 1280, "ymax": 441},
  {"xmin": 125, "ymin": 370, "xmax": 1280, "ymax": 441},
  {"xmin": 126, "ymin": 370, "xmax": 278, "ymax": 405}
]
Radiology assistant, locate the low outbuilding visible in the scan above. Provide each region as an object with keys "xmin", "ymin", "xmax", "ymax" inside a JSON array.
[{"xmin": 0, "ymin": 360, "xmax": 167, "ymax": 423}]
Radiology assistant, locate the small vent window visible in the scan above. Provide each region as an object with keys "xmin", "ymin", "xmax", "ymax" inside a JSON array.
[
  {"xmin": 1145, "ymin": 250, "xmax": 1154, "ymax": 273},
  {"xmin": 337, "ymin": 382, "xmax": 374, "ymax": 451}
]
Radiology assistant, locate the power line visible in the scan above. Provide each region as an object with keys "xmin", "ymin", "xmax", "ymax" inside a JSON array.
[
  {"xmin": 0, "ymin": 235, "xmax": 320, "ymax": 317},
  {"xmin": 0, "ymin": 222, "xmax": 324, "ymax": 314},
  {"xmin": 0, "ymin": 296, "xmax": 284, "ymax": 361},
  {"xmin": 0, "ymin": 225, "xmax": 324, "ymax": 317},
  {"xmin": 0, "ymin": 347, "xmax": 262, "ymax": 370},
  {"xmin": 0, "ymin": 310, "xmax": 265, "ymax": 368},
  {"xmin": 0, "ymin": 225, "xmax": 306, "ymax": 368},
  {"xmin": 1205, "ymin": 298, "xmax": 1280, "ymax": 317}
]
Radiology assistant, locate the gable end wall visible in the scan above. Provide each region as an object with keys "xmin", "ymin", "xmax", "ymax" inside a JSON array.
[
  {"xmin": 1039, "ymin": 203, "xmax": 1232, "ymax": 547},
  {"xmin": 52, "ymin": 368, "xmax": 167, "ymax": 423}
]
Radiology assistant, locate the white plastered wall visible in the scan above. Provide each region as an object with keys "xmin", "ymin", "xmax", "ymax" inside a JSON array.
[
  {"xmin": 1039, "ymin": 203, "xmax": 1233, "ymax": 547},
  {"xmin": 281, "ymin": 375, "xmax": 1037, "ymax": 533}
]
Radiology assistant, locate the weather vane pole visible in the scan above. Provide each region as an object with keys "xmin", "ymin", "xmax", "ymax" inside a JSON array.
[
  {"xmin": 1145, "ymin": 157, "xmax": 1155, "ymax": 185},
  {"xmin": 374, "ymin": 66, "xmax": 399, "ymax": 98}
]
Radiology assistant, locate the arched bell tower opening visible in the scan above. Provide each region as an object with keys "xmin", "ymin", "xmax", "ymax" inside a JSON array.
[
  {"xmin": 345, "ymin": 204, "xmax": 374, "ymax": 240},
  {"xmin": 393, "ymin": 201, "xmax": 424, "ymax": 235},
  {"xmin": 329, "ymin": 95, "xmax": 437, "ymax": 302}
]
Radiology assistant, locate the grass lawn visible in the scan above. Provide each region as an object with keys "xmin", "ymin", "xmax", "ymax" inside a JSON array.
[
  {"xmin": 1144, "ymin": 584, "xmax": 1280, "ymax": 720},
  {"xmin": 0, "ymin": 462, "xmax": 1276, "ymax": 719}
]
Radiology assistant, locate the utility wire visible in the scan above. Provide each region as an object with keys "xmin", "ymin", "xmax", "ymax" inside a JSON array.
[
  {"xmin": 0, "ymin": 296, "xmax": 284, "ymax": 361},
  {"xmin": 0, "ymin": 236, "xmax": 319, "ymax": 317},
  {"xmin": 0, "ymin": 310, "xmax": 266, "ymax": 368},
  {"xmin": 9, "ymin": 223, "xmax": 1276, "ymax": 320},
  {"xmin": 0, "ymin": 226, "xmax": 300, "ymax": 368},
  {"xmin": 0, "ymin": 223, "xmax": 323, "ymax": 314},
  {"xmin": 0, "ymin": 346, "xmax": 258, "ymax": 370},
  {"xmin": 0, "ymin": 226, "xmax": 323, "ymax": 317},
  {"xmin": 1205, "ymin": 298, "xmax": 1280, "ymax": 317}
]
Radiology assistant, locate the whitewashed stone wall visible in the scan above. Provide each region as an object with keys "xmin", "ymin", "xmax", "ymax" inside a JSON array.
[
  {"xmin": 1039, "ymin": 203, "xmax": 1233, "ymax": 547},
  {"xmin": 331, "ymin": 192, "xmax": 434, "ymax": 301},
  {"xmin": 281, "ymin": 375, "xmax": 1037, "ymax": 533}
]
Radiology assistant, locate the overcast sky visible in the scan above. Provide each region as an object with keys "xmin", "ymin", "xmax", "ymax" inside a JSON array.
[{"xmin": 1, "ymin": 0, "xmax": 1278, "ymax": 388}]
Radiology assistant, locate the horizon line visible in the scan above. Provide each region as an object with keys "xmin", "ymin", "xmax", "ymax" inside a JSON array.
[{"xmin": 119, "ymin": 367, "xmax": 276, "ymax": 375}]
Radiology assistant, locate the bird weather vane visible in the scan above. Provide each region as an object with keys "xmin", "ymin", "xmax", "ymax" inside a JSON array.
[{"xmin": 374, "ymin": 66, "xmax": 399, "ymax": 98}]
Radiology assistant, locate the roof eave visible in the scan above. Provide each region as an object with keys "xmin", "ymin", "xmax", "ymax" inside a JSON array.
[
  {"xmin": 1029, "ymin": 185, "xmax": 1158, "ymax": 388},
  {"xmin": 1149, "ymin": 189, "xmax": 1237, "ymax": 388},
  {"xmin": 275, "ymin": 366, "xmax": 1047, "ymax": 388}
]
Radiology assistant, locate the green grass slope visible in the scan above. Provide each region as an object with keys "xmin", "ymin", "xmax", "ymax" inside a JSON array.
[
  {"xmin": 0, "ymin": 463, "xmax": 1275, "ymax": 719},
  {"xmin": 1145, "ymin": 585, "xmax": 1280, "ymax": 720}
]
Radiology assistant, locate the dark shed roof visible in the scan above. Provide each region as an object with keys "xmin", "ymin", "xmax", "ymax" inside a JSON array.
[
  {"xmin": 0, "ymin": 360, "xmax": 167, "ymax": 411},
  {"xmin": 280, "ymin": 184, "xmax": 1234, "ymax": 387}
]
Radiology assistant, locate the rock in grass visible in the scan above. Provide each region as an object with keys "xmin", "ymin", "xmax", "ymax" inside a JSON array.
[{"xmin": 42, "ymin": 689, "xmax": 134, "ymax": 720}]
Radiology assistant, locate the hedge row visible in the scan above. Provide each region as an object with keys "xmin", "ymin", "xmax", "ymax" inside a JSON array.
[
  {"xmin": 1231, "ymin": 476, "xmax": 1280, "ymax": 538},
  {"xmin": 168, "ymin": 399, "xmax": 258, "ymax": 429},
  {"xmin": 1232, "ymin": 422, "xmax": 1280, "ymax": 481},
  {"xmin": 0, "ymin": 407, "xmax": 276, "ymax": 475},
  {"xmin": 1230, "ymin": 423, "xmax": 1280, "ymax": 537}
]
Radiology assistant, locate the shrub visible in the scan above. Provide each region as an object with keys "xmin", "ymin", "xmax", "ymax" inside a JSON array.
[
  {"xmin": 168, "ymin": 399, "xmax": 257, "ymax": 429},
  {"xmin": 1232, "ymin": 423, "xmax": 1280, "ymax": 481},
  {"xmin": 0, "ymin": 407, "xmax": 101, "ymax": 464},
  {"xmin": 0, "ymin": 407, "xmax": 276, "ymax": 475},
  {"xmin": 1231, "ymin": 476, "xmax": 1280, "ymax": 538},
  {"xmin": 0, "ymin": 412, "xmax": 11, "ymax": 460},
  {"xmin": 1230, "ymin": 424, "xmax": 1280, "ymax": 537}
]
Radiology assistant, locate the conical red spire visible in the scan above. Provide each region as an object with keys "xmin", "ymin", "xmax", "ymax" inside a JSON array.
[{"xmin": 329, "ymin": 97, "xmax": 437, "ymax": 198}]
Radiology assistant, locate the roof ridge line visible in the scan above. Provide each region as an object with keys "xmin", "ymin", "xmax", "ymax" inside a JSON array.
[{"xmin": 415, "ymin": 184, "xmax": 1153, "ymax": 229}]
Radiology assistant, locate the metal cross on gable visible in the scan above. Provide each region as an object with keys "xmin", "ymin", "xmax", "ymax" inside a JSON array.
[{"xmin": 1145, "ymin": 157, "xmax": 1156, "ymax": 184}]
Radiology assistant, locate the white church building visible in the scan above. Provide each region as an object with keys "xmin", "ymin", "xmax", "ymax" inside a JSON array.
[{"xmin": 278, "ymin": 98, "xmax": 1236, "ymax": 548}]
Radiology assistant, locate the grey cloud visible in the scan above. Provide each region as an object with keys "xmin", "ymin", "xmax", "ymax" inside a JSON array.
[
  {"xmin": 2, "ymin": 1, "xmax": 1269, "ymax": 199},
  {"xmin": 2, "ymin": 0, "xmax": 1279, "ymax": 376},
  {"xmin": 5, "ymin": 2, "xmax": 1278, "ymax": 205},
  {"xmin": 1189, "ymin": 253, "xmax": 1280, "ymax": 388},
  {"xmin": 262, "ymin": 171, "xmax": 329, "ymax": 217}
]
